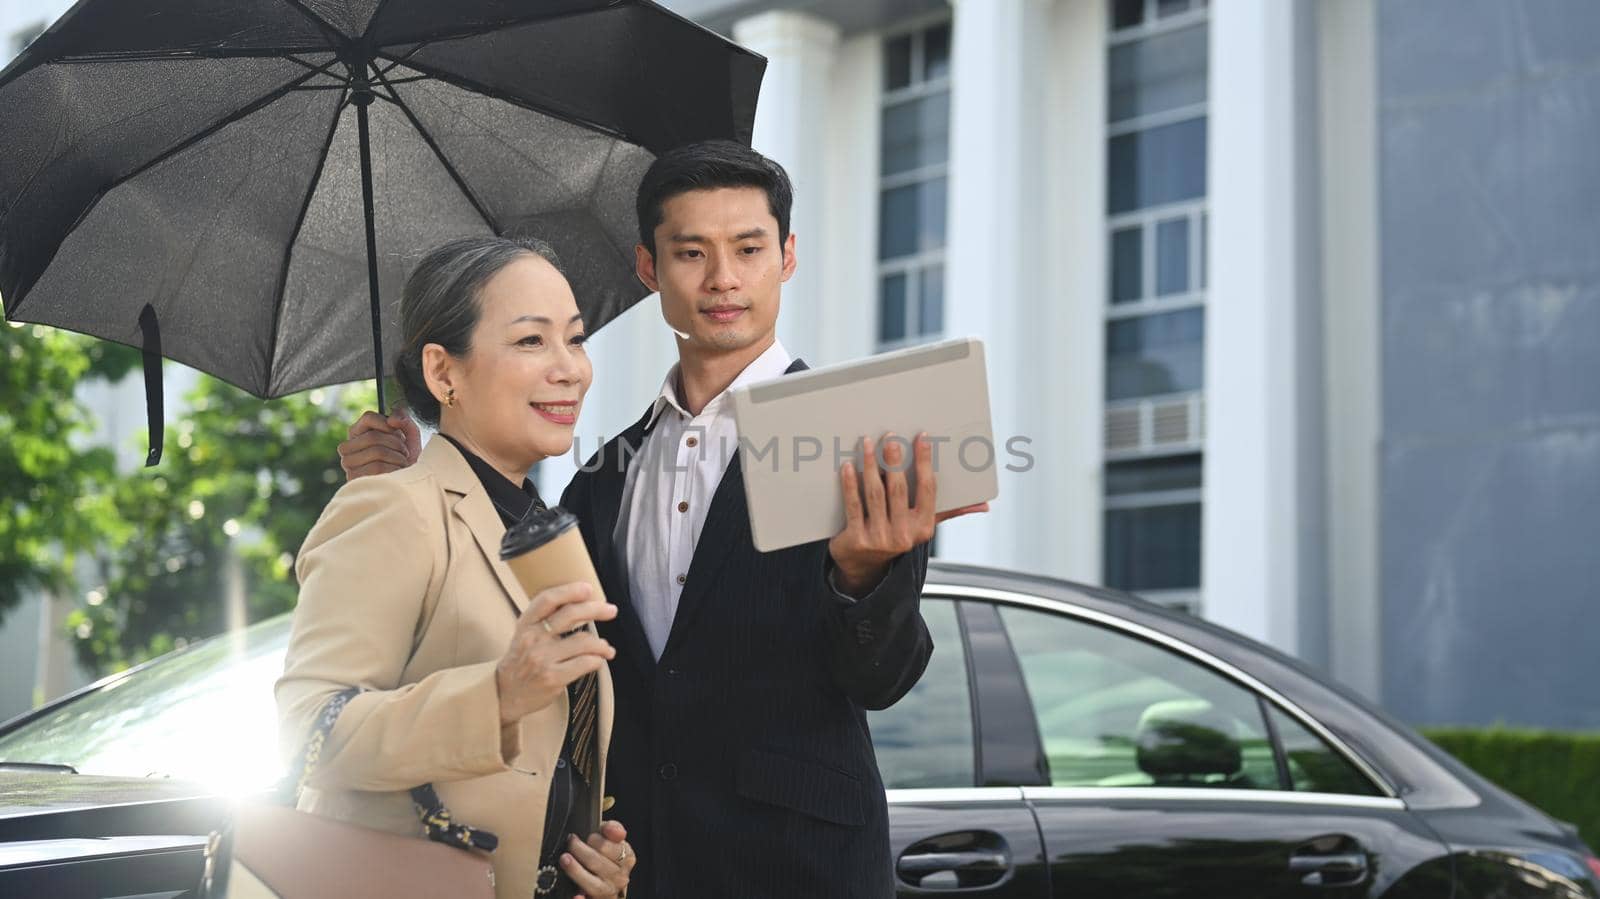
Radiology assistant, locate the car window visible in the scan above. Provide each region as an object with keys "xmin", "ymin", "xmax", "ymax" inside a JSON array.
[
  {"xmin": 996, "ymin": 605, "xmax": 1278, "ymax": 789},
  {"xmin": 1267, "ymin": 705, "xmax": 1382, "ymax": 796},
  {"xmin": 0, "ymin": 616, "xmax": 290, "ymax": 794},
  {"xmin": 868, "ymin": 598, "xmax": 975, "ymax": 789}
]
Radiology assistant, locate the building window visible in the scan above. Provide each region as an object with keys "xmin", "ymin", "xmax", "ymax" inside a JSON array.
[
  {"xmin": 1103, "ymin": 454, "xmax": 1201, "ymax": 596},
  {"xmin": 878, "ymin": 21, "xmax": 951, "ymax": 348},
  {"xmin": 1104, "ymin": 0, "xmax": 1208, "ymax": 605},
  {"xmin": 10, "ymin": 21, "xmax": 46, "ymax": 58}
]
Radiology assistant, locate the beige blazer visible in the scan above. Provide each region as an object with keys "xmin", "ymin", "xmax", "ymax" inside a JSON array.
[{"xmin": 276, "ymin": 437, "xmax": 612, "ymax": 899}]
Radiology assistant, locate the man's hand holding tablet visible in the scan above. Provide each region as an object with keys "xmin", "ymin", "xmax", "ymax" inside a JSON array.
[{"xmin": 827, "ymin": 431, "xmax": 990, "ymax": 596}]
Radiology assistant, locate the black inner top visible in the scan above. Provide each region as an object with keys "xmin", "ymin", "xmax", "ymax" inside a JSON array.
[{"xmin": 439, "ymin": 434, "xmax": 543, "ymax": 526}]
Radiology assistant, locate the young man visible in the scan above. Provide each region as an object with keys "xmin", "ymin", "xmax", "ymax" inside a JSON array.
[{"xmin": 338, "ymin": 141, "xmax": 985, "ymax": 896}]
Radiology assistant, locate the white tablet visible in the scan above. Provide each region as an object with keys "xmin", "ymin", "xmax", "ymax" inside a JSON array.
[{"xmin": 730, "ymin": 337, "xmax": 998, "ymax": 553}]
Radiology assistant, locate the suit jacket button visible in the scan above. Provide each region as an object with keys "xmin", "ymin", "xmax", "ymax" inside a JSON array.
[
  {"xmin": 665, "ymin": 668, "xmax": 682, "ymax": 678},
  {"xmin": 658, "ymin": 763, "xmax": 678, "ymax": 781}
]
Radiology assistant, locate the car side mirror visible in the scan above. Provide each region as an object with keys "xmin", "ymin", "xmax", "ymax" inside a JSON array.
[{"xmin": 1134, "ymin": 700, "xmax": 1243, "ymax": 783}]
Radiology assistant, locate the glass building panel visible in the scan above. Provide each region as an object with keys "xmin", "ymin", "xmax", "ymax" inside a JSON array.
[
  {"xmin": 885, "ymin": 33, "xmax": 913, "ymax": 91},
  {"xmin": 1111, "ymin": 226, "xmax": 1143, "ymax": 303},
  {"xmin": 1112, "ymin": 0, "xmax": 1145, "ymax": 30},
  {"xmin": 879, "ymin": 273, "xmax": 908, "ymax": 344},
  {"xmin": 880, "ymin": 92, "xmax": 951, "ymax": 176},
  {"xmin": 868, "ymin": 600, "xmax": 975, "ymax": 787},
  {"xmin": 879, "ymin": 177, "xmax": 947, "ymax": 259},
  {"xmin": 923, "ymin": 22, "xmax": 952, "ymax": 82},
  {"xmin": 1156, "ymin": 217, "xmax": 1190, "ymax": 295},
  {"xmin": 1105, "ymin": 308, "xmax": 1205, "ymax": 400},
  {"xmin": 1107, "ymin": 24, "xmax": 1207, "ymax": 123},
  {"xmin": 1106, "ymin": 454, "xmax": 1202, "ymax": 496},
  {"xmin": 919, "ymin": 263, "xmax": 944, "ymax": 335},
  {"xmin": 1104, "ymin": 503, "xmax": 1202, "ymax": 591},
  {"xmin": 1107, "ymin": 117, "xmax": 1207, "ymax": 214}
]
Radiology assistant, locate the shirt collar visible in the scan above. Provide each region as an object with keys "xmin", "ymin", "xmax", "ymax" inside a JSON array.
[
  {"xmin": 438, "ymin": 434, "xmax": 542, "ymax": 527},
  {"xmin": 647, "ymin": 338, "xmax": 793, "ymax": 429}
]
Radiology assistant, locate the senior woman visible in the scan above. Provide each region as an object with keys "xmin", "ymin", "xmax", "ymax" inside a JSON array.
[{"xmin": 276, "ymin": 236, "xmax": 633, "ymax": 899}]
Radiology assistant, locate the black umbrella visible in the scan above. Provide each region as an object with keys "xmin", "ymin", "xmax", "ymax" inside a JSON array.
[{"xmin": 0, "ymin": 0, "xmax": 764, "ymax": 461}]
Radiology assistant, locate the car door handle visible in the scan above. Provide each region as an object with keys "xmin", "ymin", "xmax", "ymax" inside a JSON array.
[
  {"xmin": 897, "ymin": 832, "xmax": 1012, "ymax": 890},
  {"xmin": 898, "ymin": 849, "xmax": 1010, "ymax": 876},
  {"xmin": 1288, "ymin": 851, "xmax": 1369, "ymax": 887}
]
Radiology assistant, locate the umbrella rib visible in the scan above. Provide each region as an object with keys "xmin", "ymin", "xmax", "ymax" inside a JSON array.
[
  {"xmin": 374, "ymin": 43, "xmax": 430, "ymax": 79},
  {"xmin": 5, "ymin": 64, "xmax": 331, "ymax": 319},
  {"xmin": 265, "ymin": 90, "xmax": 349, "ymax": 396},
  {"xmin": 370, "ymin": 68, "xmax": 500, "ymax": 233},
  {"xmin": 283, "ymin": 53, "xmax": 348, "ymax": 81},
  {"xmin": 275, "ymin": 0, "xmax": 352, "ymax": 49},
  {"xmin": 375, "ymin": 52, "xmax": 633, "ymax": 147},
  {"xmin": 115, "ymin": 63, "xmax": 341, "ymax": 186},
  {"xmin": 48, "ymin": 47, "xmax": 334, "ymax": 63}
]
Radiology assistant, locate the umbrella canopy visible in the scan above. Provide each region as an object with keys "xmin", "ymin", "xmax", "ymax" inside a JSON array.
[{"xmin": 0, "ymin": 0, "xmax": 764, "ymax": 406}]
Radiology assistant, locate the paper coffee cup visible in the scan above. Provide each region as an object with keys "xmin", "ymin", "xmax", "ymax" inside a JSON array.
[{"xmin": 499, "ymin": 506, "xmax": 606, "ymax": 612}]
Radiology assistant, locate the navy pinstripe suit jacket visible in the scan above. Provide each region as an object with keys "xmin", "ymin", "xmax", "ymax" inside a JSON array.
[{"xmin": 560, "ymin": 358, "xmax": 932, "ymax": 898}]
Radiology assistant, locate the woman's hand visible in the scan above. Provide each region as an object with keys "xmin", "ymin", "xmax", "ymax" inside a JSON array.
[
  {"xmin": 562, "ymin": 820, "xmax": 634, "ymax": 898},
  {"xmin": 495, "ymin": 583, "xmax": 617, "ymax": 726}
]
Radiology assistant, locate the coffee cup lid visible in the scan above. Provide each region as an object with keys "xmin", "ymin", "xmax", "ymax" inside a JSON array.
[{"xmin": 500, "ymin": 505, "xmax": 579, "ymax": 560}]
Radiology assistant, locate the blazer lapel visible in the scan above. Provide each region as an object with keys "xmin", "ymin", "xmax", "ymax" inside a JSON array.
[
  {"xmin": 587, "ymin": 406, "xmax": 657, "ymax": 677},
  {"xmin": 424, "ymin": 439, "xmax": 527, "ymax": 616},
  {"xmin": 659, "ymin": 358, "xmax": 809, "ymax": 661},
  {"xmin": 455, "ymin": 491, "xmax": 528, "ymax": 616}
]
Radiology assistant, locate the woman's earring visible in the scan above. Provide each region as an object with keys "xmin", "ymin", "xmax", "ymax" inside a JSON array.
[{"xmin": 445, "ymin": 387, "xmax": 456, "ymax": 407}]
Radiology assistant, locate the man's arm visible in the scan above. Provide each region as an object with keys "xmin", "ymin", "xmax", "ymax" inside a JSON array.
[
  {"xmin": 822, "ymin": 435, "xmax": 985, "ymax": 709},
  {"xmin": 820, "ymin": 541, "xmax": 932, "ymax": 710}
]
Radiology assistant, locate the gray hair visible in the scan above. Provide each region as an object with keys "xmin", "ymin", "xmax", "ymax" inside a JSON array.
[{"xmin": 393, "ymin": 235, "xmax": 566, "ymax": 427}]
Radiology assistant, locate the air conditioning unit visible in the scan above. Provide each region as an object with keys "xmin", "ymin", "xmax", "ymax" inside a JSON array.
[{"xmin": 1105, "ymin": 393, "xmax": 1204, "ymax": 456}]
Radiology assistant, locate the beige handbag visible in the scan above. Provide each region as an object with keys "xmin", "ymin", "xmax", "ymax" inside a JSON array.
[{"xmin": 199, "ymin": 688, "xmax": 497, "ymax": 899}]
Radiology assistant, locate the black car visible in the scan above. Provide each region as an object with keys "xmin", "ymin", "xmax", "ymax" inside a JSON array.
[{"xmin": 1, "ymin": 563, "xmax": 1596, "ymax": 898}]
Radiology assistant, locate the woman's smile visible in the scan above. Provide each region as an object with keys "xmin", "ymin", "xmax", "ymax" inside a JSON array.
[{"xmin": 531, "ymin": 401, "xmax": 578, "ymax": 425}]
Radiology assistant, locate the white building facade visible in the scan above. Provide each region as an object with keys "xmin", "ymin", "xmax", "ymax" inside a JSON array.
[{"xmin": 559, "ymin": 0, "xmax": 1600, "ymax": 732}]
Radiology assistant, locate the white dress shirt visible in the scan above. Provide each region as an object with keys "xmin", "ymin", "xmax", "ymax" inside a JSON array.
[{"xmin": 615, "ymin": 339, "xmax": 794, "ymax": 659}]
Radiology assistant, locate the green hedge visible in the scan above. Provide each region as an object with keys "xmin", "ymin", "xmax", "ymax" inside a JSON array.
[{"xmin": 1421, "ymin": 728, "xmax": 1600, "ymax": 851}]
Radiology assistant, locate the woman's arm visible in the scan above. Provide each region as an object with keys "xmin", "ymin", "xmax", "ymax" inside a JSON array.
[{"xmin": 275, "ymin": 475, "xmax": 512, "ymax": 792}]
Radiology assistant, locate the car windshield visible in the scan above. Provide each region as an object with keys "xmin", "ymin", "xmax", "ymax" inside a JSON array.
[{"xmin": 0, "ymin": 615, "xmax": 291, "ymax": 795}]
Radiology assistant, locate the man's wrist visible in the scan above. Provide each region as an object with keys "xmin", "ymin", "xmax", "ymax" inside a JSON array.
[{"xmin": 832, "ymin": 558, "xmax": 889, "ymax": 598}]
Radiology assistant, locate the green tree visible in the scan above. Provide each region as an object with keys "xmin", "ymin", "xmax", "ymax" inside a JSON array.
[
  {"xmin": 0, "ymin": 319, "xmax": 138, "ymax": 622},
  {"xmin": 66, "ymin": 376, "xmax": 377, "ymax": 673}
]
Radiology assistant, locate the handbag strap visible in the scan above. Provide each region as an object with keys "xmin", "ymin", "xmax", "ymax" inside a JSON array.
[{"xmin": 286, "ymin": 687, "xmax": 499, "ymax": 854}]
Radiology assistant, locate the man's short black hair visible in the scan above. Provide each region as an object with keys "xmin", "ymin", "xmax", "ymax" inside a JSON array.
[{"xmin": 635, "ymin": 139, "xmax": 793, "ymax": 257}]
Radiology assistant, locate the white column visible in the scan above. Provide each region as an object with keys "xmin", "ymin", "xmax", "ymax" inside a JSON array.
[
  {"xmin": 939, "ymin": 0, "xmax": 1053, "ymax": 571},
  {"xmin": 1318, "ymin": 0, "xmax": 1381, "ymax": 697},
  {"xmin": 1204, "ymin": 0, "xmax": 1326, "ymax": 657},
  {"xmin": 1041, "ymin": 0, "xmax": 1109, "ymax": 584},
  {"xmin": 733, "ymin": 11, "xmax": 841, "ymax": 361},
  {"xmin": 816, "ymin": 33, "xmax": 883, "ymax": 369}
]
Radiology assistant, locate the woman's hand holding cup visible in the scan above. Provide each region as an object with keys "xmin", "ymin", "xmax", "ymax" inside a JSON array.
[{"xmin": 495, "ymin": 582, "xmax": 617, "ymax": 727}]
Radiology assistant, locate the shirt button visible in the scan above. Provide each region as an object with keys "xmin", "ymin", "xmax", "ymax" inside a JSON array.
[
  {"xmin": 677, "ymin": 501, "xmax": 689, "ymax": 513},
  {"xmin": 676, "ymin": 574, "xmax": 687, "ymax": 586},
  {"xmin": 658, "ymin": 763, "xmax": 678, "ymax": 781},
  {"xmin": 686, "ymin": 436, "xmax": 698, "ymax": 448}
]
